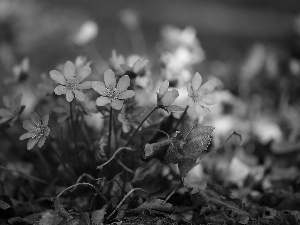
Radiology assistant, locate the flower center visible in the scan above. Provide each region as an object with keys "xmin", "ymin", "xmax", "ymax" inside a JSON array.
[
  {"xmin": 105, "ymin": 88, "xmax": 120, "ymax": 102},
  {"xmin": 65, "ymin": 78, "xmax": 79, "ymax": 90},
  {"xmin": 32, "ymin": 125, "xmax": 45, "ymax": 139}
]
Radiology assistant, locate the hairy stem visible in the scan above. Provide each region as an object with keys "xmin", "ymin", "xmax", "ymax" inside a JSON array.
[
  {"xmin": 107, "ymin": 107, "xmax": 113, "ymax": 157},
  {"xmin": 70, "ymin": 102, "xmax": 81, "ymax": 167}
]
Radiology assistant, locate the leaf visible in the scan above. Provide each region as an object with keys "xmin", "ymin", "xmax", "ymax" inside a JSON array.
[
  {"xmin": 143, "ymin": 139, "xmax": 170, "ymax": 159},
  {"xmin": 178, "ymin": 158, "xmax": 197, "ymax": 178},
  {"xmin": 165, "ymin": 124, "xmax": 214, "ymax": 178},
  {"xmin": 91, "ymin": 205, "xmax": 107, "ymax": 225},
  {"xmin": 39, "ymin": 210, "xmax": 63, "ymax": 225},
  {"xmin": 0, "ymin": 199, "xmax": 15, "ymax": 218}
]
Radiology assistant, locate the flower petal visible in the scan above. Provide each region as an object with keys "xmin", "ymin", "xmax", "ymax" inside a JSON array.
[
  {"xmin": 23, "ymin": 120, "xmax": 36, "ymax": 131},
  {"xmin": 44, "ymin": 127, "xmax": 50, "ymax": 136},
  {"xmin": 0, "ymin": 117, "xmax": 11, "ymax": 124},
  {"xmin": 104, "ymin": 69, "xmax": 116, "ymax": 89},
  {"xmin": 77, "ymin": 81, "xmax": 92, "ymax": 89},
  {"xmin": 27, "ymin": 138, "xmax": 39, "ymax": 150},
  {"xmin": 202, "ymin": 94, "xmax": 217, "ymax": 105},
  {"xmin": 38, "ymin": 136, "xmax": 46, "ymax": 148},
  {"xmin": 73, "ymin": 90, "xmax": 86, "ymax": 101},
  {"xmin": 77, "ymin": 65, "xmax": 91, "ymax": 82},
  {"xmin": 195, "ymin": 103, "xmax": 211, "ymax": 116},
  {"xmin": 191, "ymin": 72, "xmax": 202, "ymax": 91},
  {"xmin": 92, "ymin": 81, "xmax": 107, "ymax": 95},
  {"xmin": 0, "ymin": 108, "xmax": 12, "ymax": 117},
  {"xmin": 160, "ymin": 89, "xmax": 178, "ymax": 106},
  {"xmin": 42, "ymin": 114, "xmax": 49, "ymax": 126},
  {"xmin": 166, "ymin": 105, "xmax": 184, "ymax": 112},
  {"xmin": 30, "ymin": 112, "xmax": 41, "ymax": 126},
  {"xmin": 19, "ymin": 132, "xmax": 34, "ymax": 140},
  {"xmin": 159, "ymin": 80, "xmax": 169, "ymax": 96},
  {"xmin": 111, "ymin": 99, "xmax": 124, "ymax": 110},
  {"xmin": 198, "ymin": 78, "xmax": 217, "ymax": 95},
  {"xmin": 3, "ymin": 96, "xmax": 10, "ymax": 108},
  {"xmin": 66, "ymin": 90, "xmax": 74, "ymax": 102},
  {"xmin": 96, "ymin": 96, "xmax": 111, "ymax": 106},
  {"xmin": 118, "ymin": 90, "xmax": 135, "ymax": 100},
  {"xmin": 117, "ymin": 75, "xmax": 130, "ymax": 92},
  {"xmin": 49, "ymin": 70, "xmax": 66, "ymax": 85},
  {"xmin": 54, "ymin": 85, "xmax": 68, "ymax": 95},
  {"xmin": 187, "ymin": 83, "xmax": 193, "ymax": 96},
  {"xmin": 63, "ymin": 61, "xmax": 75, "ymax": 80}
]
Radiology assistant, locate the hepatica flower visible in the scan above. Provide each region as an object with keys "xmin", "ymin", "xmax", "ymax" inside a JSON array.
[
  {"xmin": 157, "ymin": 80, "xmax": 184, "ymax": 112},
  {"xmin": 187, "ymin": 72, "xmax": 217, "ymax": 116},
  {"xmin": 92, "ymin": 69, "xmax": 135, "ymax": 110},
  {"xmin": 50, "ymin": 61, "xmax": 92, "ymax": 102},
  {"xmin": 0, "ymin": 94, "xmax": 24, "ymax": 124},
  {"xmin": 20, "ymin": 112, "xmax": 50, "ymax": 150}
]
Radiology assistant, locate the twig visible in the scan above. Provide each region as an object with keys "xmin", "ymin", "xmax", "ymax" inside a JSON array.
[
  {"xmin": 117, "ymin": 159, "xmax": 134, "ymax": 174},
  {"xmin": 106, "ymin": 188, "xmax": 150, "ymax": 220},
  {"xmin": 184, "ymin": 121, "xmax": 198, "ymax": 141},
  {"xmin": 56, "ymin": 182, "xmax": 98, "ymax": 199},
  {"xmin": 97, "ymin": 147, "xmax": 132, "ymax": 170},
  {"xmin": 70, "ymin": 101, "xmax": 81, "ymax": 166},
  {"xmin": 71, "ymin": 173, "xmax": 96, "ymax": 192}
]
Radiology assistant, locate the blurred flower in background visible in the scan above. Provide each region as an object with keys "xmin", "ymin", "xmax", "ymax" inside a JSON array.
[{"xmin": 73, "ymin": 20, "xmax": 99, "ymax": 46}]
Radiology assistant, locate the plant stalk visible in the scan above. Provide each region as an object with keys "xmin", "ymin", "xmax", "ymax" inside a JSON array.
[{"xmin": 126, "ymin": 106, "xmax": 158, "ymax": 146}]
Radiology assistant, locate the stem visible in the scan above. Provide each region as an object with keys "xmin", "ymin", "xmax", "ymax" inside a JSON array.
[
  {"xmin": 126, "ymin": 106, "xmax": 158, "ymax": 146},
  {"xmin": 163, "ymin": 180, "xmax": 183, "ymax": 204},
  {"xmin": 48, "ymin": 140, "xmax": 76, "ymax": 179},
  {"xmin": 97, "ymin": 147, "xmax": 132, "ymax": 170},
  {"xmin": 170, "ymin": 106, "xmax": 189, "ymax": 134},
  {"xmin": 107, "ymin": 107, "xmax": 113, "ymax": 157},
  {"xmin": 56, "ymin": 182, "xmax": 98, "ymax": 199},
  {"xmin": 70, "ymin": 102, "xmax": 81, "ymax": 166},
  {"xmin": 106, "ymin": 188, "xmax": 150, "ymax": 221}
]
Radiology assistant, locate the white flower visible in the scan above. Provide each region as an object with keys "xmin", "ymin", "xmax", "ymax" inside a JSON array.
[
  {"xmin": 50, "ymin": 61, "xmax": 92, "ymax": 102},
  {"xmin": 92, "ymin": 69, "xmax": 135, "ymax": 110},
  {"xmin": 187, "ymin": 73, "xmax": 217, "ymax": 116}
]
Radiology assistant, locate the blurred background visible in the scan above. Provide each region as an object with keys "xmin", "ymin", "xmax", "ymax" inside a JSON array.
[{"xmin": 1, "ymin": 0, "xmax": 300, "ymax": 151}]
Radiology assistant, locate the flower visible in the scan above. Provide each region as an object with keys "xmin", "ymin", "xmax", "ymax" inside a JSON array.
[
  {"xmin": 92, "ymin": 69, "xmax": 135, "ymax": 110},
  {"xmin": 20, "ymin": 112, "xmax": 50, "ymax": 150},
  {"xmin": 118, "ymin": 103, "xmax": 144, "ymax": 133},
  {"xmin": 157, "ymin": 80, "xmax": 184, "ymax": 112},
  {"xmin": 0, "ymin": 94, "xmax": 24, "ymax": 124},
  {"xmin": 50, "ymin": 61, "xmax": 92, "ymax": 102},
  {"xmin": 187, "ymin": 72, "xmax": 217, "ymax": 116}
]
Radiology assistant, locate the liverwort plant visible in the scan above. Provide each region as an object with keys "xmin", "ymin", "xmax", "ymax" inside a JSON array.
[
  {"xmin": 19, "ymin": 112, "xmax": 50, "ymax": 150},
  {"xmin": 187, "ymin": 72, "xmax": 217, "ymax": 116}
]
